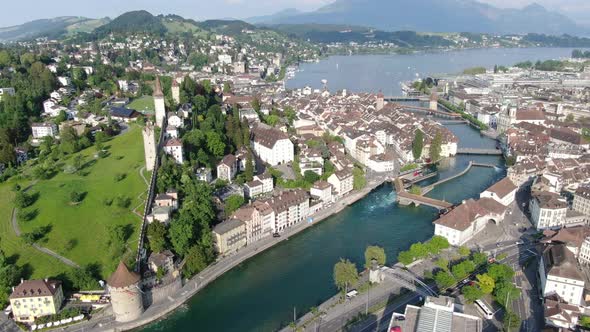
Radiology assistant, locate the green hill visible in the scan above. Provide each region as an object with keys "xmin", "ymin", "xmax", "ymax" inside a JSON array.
[
  {"xmin": 0, "ymin": 16, "xmax": 99, "ymax": 42},
  {"xmin": 95, "ymin": 10, "xmax": 166, "ymax": 35}
]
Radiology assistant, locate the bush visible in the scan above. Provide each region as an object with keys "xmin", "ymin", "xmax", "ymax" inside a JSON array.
[
  {"xmin": 114, "ymin": 173, "xmax": 126, "ymax": 182},
  {"xmin": 70, "ymin": 190, "xmax": 84, "ymax": 203},
  {"xmin": 115, "ymin": 195, "xmax": 131, "ymax": 208},
  {"xmin": 14, "ymin": 191, "xmax": 34, "ymax": 208},
  {"xmin": 103, "ymin": 198, "xmax": 113, "ymax": 206}
]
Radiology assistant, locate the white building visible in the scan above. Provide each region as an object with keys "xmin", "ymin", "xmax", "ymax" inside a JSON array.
[
  {"xmin": 530, "ymin": 191, "xmax": 568, "ymax": 230},
  {"xmin": 251, "ymin": 125, "xmax": 294, "ymax": 166},
  {"xmin": 328, "ymin": 170, "xmax": 354, "ymax": 198},
  {"xmin": 31, "ymin": 123, "xmax": 58, "ymax": 139},
  {"xmin": 217, "ymin": 154, "xmax": 237, "ymax": 183},
  {"xmin": 163, "ymin": 138, "xmax": 184, "ymax": 164},
  {"xmin": 434, "ymin": 198, "xmax": 506, "ymax": 246},
  {"xmin": 195, "ymin": 167, "xmax": 213, "ymax": 183},
  {"xmin": 218, "ymin": 54, "xmax": 232, "ymax": 65},
  {"xmin": 310, "ymin": 181, "xmax": 333, "ymax": 203},
  {"xmin": 0, "ymin": 87, "xmax": 15, "ymax": 100},
  {"xmin": 479, "ymin": 177, "xmax": 517, "ymax": 206},
  {"xmin": 573, "ymin": 187, "xmax": 590, "ymax": 217},
  {"xmin": 539, "ymin": 244, "xmax": 585, "ymax": 306},
  {"xmin": 244, "ymin": 173, "xmax": 273, "ymax": 198}
]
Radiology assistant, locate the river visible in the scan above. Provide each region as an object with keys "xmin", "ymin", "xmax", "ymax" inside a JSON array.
[{"xmin": 141, "ymin": 48, "xmax": 557, "ymax": 332}]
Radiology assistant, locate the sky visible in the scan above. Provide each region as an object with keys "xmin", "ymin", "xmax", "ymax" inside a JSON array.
[{"xmin": 1, "ymin": 0, "xmax": 589, "ymax": 27}]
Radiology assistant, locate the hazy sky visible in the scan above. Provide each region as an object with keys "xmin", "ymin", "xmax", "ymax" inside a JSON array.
[{"xmin": 1, "ymin": 0, "xmax": 589, "ymax": 27}]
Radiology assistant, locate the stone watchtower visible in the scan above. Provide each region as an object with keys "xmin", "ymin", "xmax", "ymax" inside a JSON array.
[
  {"xmin": 154, "ymin": 77, "xmax": 166, "ymax": 128},
  {"xmin": 142, "ymin": 122, "xmax": 157, "ymax": 171},
  {"xmin": 171, "ymin": 79, "xmax": 180, "ymax": 105},
  {"xmin": 107, "ymin": 261, "xmax": 144, "ymax": 322}
]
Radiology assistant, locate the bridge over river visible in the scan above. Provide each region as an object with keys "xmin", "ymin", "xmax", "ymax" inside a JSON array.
[
  {"xmin": 457, "ymin": 148, "xmax": 503, "ymax": 155},
  {"xmin": 394, "ymin": 178, "xmax": 453, "ymax": 210}
]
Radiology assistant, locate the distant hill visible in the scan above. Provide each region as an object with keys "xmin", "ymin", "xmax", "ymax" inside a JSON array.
[
  {"xmin": 0, "ymin": 16, "xmax": 109, "ymax": 42},
  {"xmin": 95, "ymin": 10, "xmax": 166, "ymax": 35},
  {"xmin": 250, "ymin": 0, "xmax": 586, "ymax": 35}
]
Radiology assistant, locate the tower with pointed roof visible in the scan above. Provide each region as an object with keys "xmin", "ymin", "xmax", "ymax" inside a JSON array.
[
  {"xmin": 154, "ymin": 77, "xmax": 166, "ymax": 128},
  {"xmin": 107, "ymin": 261, "xmax": 144, "ymax": 322},
  {"xmin": 171, "ymin": 78, "xmax": 180, "ymax": 105},
  {"xmin": 376, "ymin": 91, "xmax": 384, "ymax": 111}
]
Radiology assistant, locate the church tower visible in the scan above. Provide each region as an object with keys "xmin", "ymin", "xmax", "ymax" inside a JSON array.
[
  {"xmin": 107, "ymin": 261, "xmax": 144, "ymax": 322},
  {"xmin": 376, "ymin": 91, "xmax": 384, "ymax": 111},
  {"xmin": 154, "ymin": 77, "xmax": 166, "ymax": 127},
  {"xmin": 429, "ymin": 92, "xmax": 438, "ymax": 111},
  {"xmin": 142, "ymin": 122, "xmax": 157, "ymax": 171}
]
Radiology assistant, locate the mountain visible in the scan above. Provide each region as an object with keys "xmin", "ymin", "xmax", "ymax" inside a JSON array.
[
  {"xmin": 95, "ymin": 10, "xmax": 166, "ymax": 35},
  {"xmin": 247, "ymin": 8, "xmax": 302, "ymax": 24},
  {"xmin": 0, "ymin": 16, "xmax": 109, "ymax": 42},
  {"xmin": 251, "ymin": 0, "xmax": 585, "ymax": 35}
]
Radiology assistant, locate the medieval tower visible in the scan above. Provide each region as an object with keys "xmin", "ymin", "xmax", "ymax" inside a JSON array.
[
  {"xmin": 107, "ymin": 261, "xmax": 144, "ymax": 322},
  {"xmin": 154, "ymin": 77, "xmax": 166, "ymax": 128},
  {"xmin": 429, "ymin": 92, "xmax": 438, "ymax": 111},
  {"xmin": 376, "ymin": 92, "xmax": 384, "ymax": 111},
  {"xmin": 142, "ymin": 122, "xmax": 157, "ymax": 171},
  {"xmin": 171, "ymin": 79, "xmax": 180, "ymax": 105}
]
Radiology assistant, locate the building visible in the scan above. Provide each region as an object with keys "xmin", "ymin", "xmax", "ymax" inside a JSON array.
[
  {"xmin": 213, "ymin": 219, "xmax": 247, "ymax": 256},
  {"xmin": 107, "ymin": 261, "xmax": 144, "ymax": 322},
  {"xmin": 429, "ymin": 92, "xmax": 438, "ymax": 111},
  {"xmin": 154, "ymin": 190, "xmax": 179, "ymax": 210},
  {"xmin": 388, "ymin": 296, "xmax": 482, "ymax": 332},
  {"xmin": 31, "ymin": 123, "xmax": 58, "ymax": 139},
  {"xmin": 328, "ymin": 170, "xmax": 354, "ymax": 198},
  {"xmin": 0, "ymin": 87, "xmax": 15, "ymax": 100},
  {"xmin": 573, "ymin": 187, "xmax": 590, "ymax": 217},
  {"xmin": 310, "ymin": 180, "xmax": 333, "ymax": 203},
  {"xmin": 163, "ymin": 138, "xmax": 184, "ymax": 164},
  {"xmin": 434, "ymin": 198, "xmax": 506, "ymax": 246},
  {"xmin": 262, "ymin": 189, "xmax": 310, "ymax": 233},
  {"xmin": 244, "ymin": 173, "xmax": 273, "ymax": 198},
  {"xmin": 544, "ymin": 294, "xmax": 581, "ymax": 329},
  {"xmin": 195, "ymin": 167, "xmax": 213, "ymax": 182},
  {"xmin": 142, "ymin": 123, "xmax": 157, "ymax": 171},
  {"xmin": 251, "ymin": 125, "xmax": 294, "ymax": 166},
  {"xmin": 479, "ymin": 177, "xmax": 517, "ymax": 206},
  {"xmin": 232, "ymin": 207, "xmax": 263, "ymax": 243},
  {"xmin": 110, "ymin": 107, "xmax": 140, "ymax": 122},
  {"xmin": 147, "ymin": 250, "xmax": 175, "ymax": 274},
  {"xmin": 154, "ymin": 77, "xmax": 166, "ymax": 127},
  {"xmin": 9, "ymin": 279, "xmax": 64, "ymax": 322},
  {"xmin": 217, "ymin": 154, "xmax": 237, "ymax": 183},
  {"xmin": 530, "ymin": 191, "xmax": 568, "ymax": 230},
  {"xmin": 171, "ymin": 79, "xmax": 180, "ymax": 104},
  {"xmin": 539, "ymin": 244, "xmax": 585, "ymax": 306}
]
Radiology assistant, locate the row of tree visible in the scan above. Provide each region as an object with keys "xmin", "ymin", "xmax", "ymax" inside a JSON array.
[{"xmin": 411, "ymin": 129, "xmax": 443, "ymax": 162}]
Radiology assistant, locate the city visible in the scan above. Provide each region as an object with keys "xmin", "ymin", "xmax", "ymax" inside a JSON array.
[{"xmin": 2, "ymin": 1, "xmax": 590, "ymax": 332}]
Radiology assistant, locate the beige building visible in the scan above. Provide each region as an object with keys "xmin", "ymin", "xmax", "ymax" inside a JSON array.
[
  {"xmin": 573, "ymin": 187, "xmax": 590, "ymax": 217},
  {"xmin": 10, "ymin": 279, "xmax": 64, "ymax": 322},
  {"xmin": 328, "ymin": 170, "xmax": 354, "ymax": 198},
  {"xmin": 213, "ymin": 219, "xmax": 247, "ymax": 256}
]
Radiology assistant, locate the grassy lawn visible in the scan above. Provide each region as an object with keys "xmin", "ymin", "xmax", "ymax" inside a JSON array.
[
  {"xmin": 0, "ymin": 181, "xmax": 67, "ymax": 279},
  {"xmin": 6, "ymin": 125, "xmax": 147, "ymax": 278},
  {"xmin": 128, "ymin": 95, "xmax": 155, "ymax": 114}
]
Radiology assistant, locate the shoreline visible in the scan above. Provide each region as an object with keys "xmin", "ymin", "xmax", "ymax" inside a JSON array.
[{"xmin": 84, "ymin": 176, "xmax": 390, "ymax": 332}]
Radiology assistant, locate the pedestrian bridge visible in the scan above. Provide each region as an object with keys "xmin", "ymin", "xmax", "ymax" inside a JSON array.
[
  {"xmin": 457, "ymin": 148, "xmax": 503, "ymax": 155},
  {"xmin": 375, "ymin": 266, "xmax": 438, "ymax": 298},
  {"xmin": 392, "ymin": 103, "xmax": 462, "ymax": 119},
  {"xmin": 394, "ymin": 178, "xmax": 453, "ymax": 210}
]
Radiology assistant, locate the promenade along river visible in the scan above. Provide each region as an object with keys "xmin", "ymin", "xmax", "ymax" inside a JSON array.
[{"xmin": 142, "ymin": 48, "xmax": 574, "ymax": 331}]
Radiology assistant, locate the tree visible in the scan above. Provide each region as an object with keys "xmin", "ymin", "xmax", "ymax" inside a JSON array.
[
  {"xmin": 472, "ymin": 252, "xmax": 488, "ymax": 267},
  {"xmin": 452, "ymin": 260, "xmax": 475, "ymax": 280},
  {"xmin": 458, "ymin": 246, "xmax": 470, "ymax": 257},
  {"xmin": 225, "ymin": 195, "xmax": 245, "ymax": 216},
  {"xmin": 494, "ymin": 280, "xmax": 521, "ymax": 308},
  {"xmin": 244, "ymin": 152, "xmax": 254, "ymax": 182},
  {"xmin": 169, "ymin": 217, "xmax": 194, "ymax": 257},
  {"xmin": 397, "ymin": 251, "xmax": 414, "ymax": 265},
  {"xmin": 251, "ymin": 97, "xmax": 261, "ymax": 113},
  {"xmin": 303, "ymin": 170, "xmax": 320, "ymax": 184},
  {"xmin": 205, "ymin": 131, "xmax": 226, "ymax": 158},
  {"xmin": 435, "ymin": 258, "xmax": 449, "ymax": 271},
  {"xmin": 462, "ymin": 285, "xmax": 484, "ymax": 303},
  {"xmin": 352, "ymin": 167, "xmax": 366, "ymax": 190},
  {"xmin": 223, "ymin": 82, "xmax": 231, "ymax": 93},
  {"xmin": 565, "ymin": 114, "xmax": 575, "ymax": 122},
  {"xmin": 147, "ymin": 222, "xmax": 168, "ymax": 253},
  {"xmin": 333, "ymin": 259, "xmax": 358, "ymax": 293},
  {"xmin": 434, "ymin": 271, "xmax": 455, "ymax": 289},
  {"xmin": 412, "ymin": 130, "xmax": 424, "ymax": 161},
  {"xmin": 184, "ymin": 245, "xmax": 208, "ymax": 277},
  {"xmin": 69, "ymin": 190, "xmax": 84, "ymax": 203},
  {"xmin": 429, "ymin": 235, "xmax": 450, "ymax": 252},
  {"xmin": 429, "ymin": 132, "xmax": 443, "ymax": 162},
  {"xmin": 14, "ymin": 191, "xmax": 33, "ymax": 209},
  {"xmin": 364, "ymin": 246, "xmax": 386, "ymax": 268},
  {"xmin": 476, "ymin": 273, "xmax": 495, "ymax": 294},
  {"xmin": 503, "ymin": 311, "xmax": 521, "ymax": 331},
  {"xmin": 68, "ymin": 266, "xmax": 99, "ymax": 291},
  {"xmin": 488, "ymin": 264, "xmax": 515, "ymax": 282},
  {"xmin": 409, "ymin": 242, "xmax": 429, "ymax": 260}
]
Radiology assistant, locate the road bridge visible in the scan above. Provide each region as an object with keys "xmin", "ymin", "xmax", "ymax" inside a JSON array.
[
  {"xmin": 394, "ymin": 178, "xmax": 453, "ymax": 210},
  {"xmin": 384, "ymin": 96, "xmax": 429, "ymax": 102},
  {"xmin": 457, "ymin": 148, "xmax": 503, "ymax": 155}
]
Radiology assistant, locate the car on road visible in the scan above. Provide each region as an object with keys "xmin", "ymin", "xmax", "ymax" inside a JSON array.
[
  {"xmin": 515, "ymin": 241, "xmax": 524, "ymax": 245},
  {"xmin": 273, "ymin": 233, "xmax": 280, "ymax": 238},
  {"xmin": 346, "ymin": 290, "xmax": 358, "ymax": 299}
]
